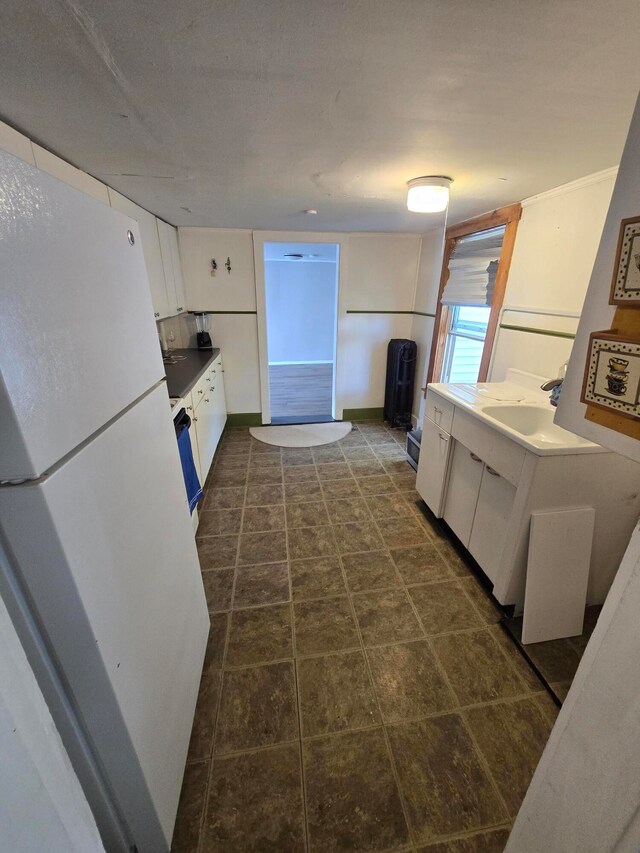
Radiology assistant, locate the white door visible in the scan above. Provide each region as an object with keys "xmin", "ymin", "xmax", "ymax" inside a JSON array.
[
  {"xmin": 0, "ymin": 384, "xmax": 209, "ymax": 851},
  {"xmin": 443, "ymin": 441, "xmax": 484, "ymax": 547},
  {"xmin": 467, "ymin": 465, "xmax": 517, "ymax": 583},
  {"xmin": 416, "ymin": 417, "xmax": 451, "ymax": 517},
  {"xmin": 0, "ymin": 149, "xmax": 164, "ymax": 480}
]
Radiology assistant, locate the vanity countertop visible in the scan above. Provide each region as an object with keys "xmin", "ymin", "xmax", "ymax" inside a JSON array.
[{"xmin": 164, "ymin": 348, "xmax": 221, "ymax": 400}]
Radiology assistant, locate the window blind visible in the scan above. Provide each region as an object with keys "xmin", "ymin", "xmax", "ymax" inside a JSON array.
[{"xmin": 441, "ymin": 226, "xmax": 505, "ymax": 307}]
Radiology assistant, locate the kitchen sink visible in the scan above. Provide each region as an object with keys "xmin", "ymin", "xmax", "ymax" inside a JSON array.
[{"xmin": 481, "ymin": 404, "xmax": 592, "ymax": 447}]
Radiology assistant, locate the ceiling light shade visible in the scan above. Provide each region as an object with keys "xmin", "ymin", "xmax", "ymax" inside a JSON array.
[{"xmin": 406, "ymin": 176, "xmax": 452, "ymax": 213}]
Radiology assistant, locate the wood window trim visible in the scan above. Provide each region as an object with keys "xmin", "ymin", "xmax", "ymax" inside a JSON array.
[{"xmin": 426, "ymin": 202, "xmax": 522, "ymax": 386}]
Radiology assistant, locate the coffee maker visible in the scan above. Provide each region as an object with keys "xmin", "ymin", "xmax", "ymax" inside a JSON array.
[{"xmin": 194, "ymin": 312, "xmax": 213, "ymax": 350}]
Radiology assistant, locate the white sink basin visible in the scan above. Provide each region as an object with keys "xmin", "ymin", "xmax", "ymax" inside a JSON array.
[{"xmin": 481, "ymin": 404, "xmax": 593, "ymax": 448}]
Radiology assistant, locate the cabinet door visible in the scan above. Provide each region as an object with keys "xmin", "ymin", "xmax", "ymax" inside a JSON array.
[
  {"xmin": 108, "ymin": 189, "xmax": 170, "ymax": 319},
  {"xmin": 443, "ymin": 442, "xmax": 484, "ymax": 547},
  {"xmin": 157, "ymin": 219, "xmax": 178, "ymax": 316},
  {"xmin": 416, "ymin": 418, "xmax": 451, "ymax": 517},
  {"xmin": 183, "ymin": 392, "xmax": 203, "ymax": 485},
  {"xmin": 210, "ymin": 358, "xmax": 227, "ymax": 450},
  {"xmin": 169, "ymin": 231, "xmax": 186, "ymax": 314},
  {"xmin": 468, "ymin": 465, "xmax": 516, "ymax": 584}
]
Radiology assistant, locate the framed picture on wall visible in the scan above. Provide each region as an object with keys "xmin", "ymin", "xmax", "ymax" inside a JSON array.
[
  {"xmin": 610, "ymin": 216, "xmax": 640, "ymax": 305},
  {"xmin": 581, "ymin": 331, "xmax": 640, "ymax": 419}
]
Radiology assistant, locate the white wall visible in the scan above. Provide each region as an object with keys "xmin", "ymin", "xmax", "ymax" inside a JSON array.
[
  {"xmin": 265, "ymin": 260, "xmax": 337, "ymax": 363},
  {"xmin": 0, "ymin": 594, "xmax": 104, "ymax": 852},
  {"xmin": 489, "ymin": 169, "xmax": 617, "ymax": 381}
]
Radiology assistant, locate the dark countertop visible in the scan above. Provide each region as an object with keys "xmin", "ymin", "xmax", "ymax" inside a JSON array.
[{"xmin": 164, "ymin": 348, "xmax": 220, "ymax": 399}]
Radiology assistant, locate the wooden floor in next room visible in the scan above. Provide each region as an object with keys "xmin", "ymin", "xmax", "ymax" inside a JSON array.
[{"xmin": 171, "ymin": 421, "xmax": 561, "ymax": 853}]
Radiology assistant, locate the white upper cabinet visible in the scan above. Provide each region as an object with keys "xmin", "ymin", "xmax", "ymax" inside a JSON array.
[
  {"xmin": 157, "ymin": 219, "xmax": 187, "ymax": 316},
  {"xmin": 32, "ymin": 144, "xmax": 110, "ymax": 205},
  {"xmin": 178, "ymin": 229, "xmax": 257, "ymax": 311},
  {"xmin": 108, "ymin": 189, "xmax": 170, "ymax": 320}
]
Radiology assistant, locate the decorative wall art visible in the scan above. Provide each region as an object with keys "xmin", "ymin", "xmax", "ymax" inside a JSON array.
[
  {"xmin": 610, "ymin": 216, "xmax": 640, "ymax": 305},
  {"xmin": 581, "ymin": 331, "xmax": 640, "ymax": 419}
]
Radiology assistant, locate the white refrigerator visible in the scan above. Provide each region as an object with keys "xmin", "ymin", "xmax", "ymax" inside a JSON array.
[{"xmin": 0, "ymin": 149, "xmax": 210, "ymax": 852}]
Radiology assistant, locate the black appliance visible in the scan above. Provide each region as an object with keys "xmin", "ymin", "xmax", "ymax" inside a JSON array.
[
  {"xmin": 384, "ymin": 338, "xmax": 417, "ymax": 429},
  {"xmin": 194, "ymin": 312, "xmax": 213, "ymax": 350}
]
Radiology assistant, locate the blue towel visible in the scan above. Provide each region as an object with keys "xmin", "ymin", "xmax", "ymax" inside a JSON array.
[{"xmin": 177, "ymin": 426, "xmax": 203, "ymax": 514}]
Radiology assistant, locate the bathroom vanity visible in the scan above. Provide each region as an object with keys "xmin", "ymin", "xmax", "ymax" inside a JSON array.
[{"xmin": 417, "ymin": 370, "xmax": 640, "ymax": 641}]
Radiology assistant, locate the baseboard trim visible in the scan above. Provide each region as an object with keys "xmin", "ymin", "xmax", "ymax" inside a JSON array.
[
  {"xmin": 226, "ymin": 412, "xmax": 263, "ymax": 427},
  {"xmin": 343, "ymin": 407, "xmax": 384, "ymax": 421}
]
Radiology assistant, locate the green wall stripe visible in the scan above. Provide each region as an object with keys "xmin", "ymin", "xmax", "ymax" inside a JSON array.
[
  {"xmin": 343, "ymin": 407, "xmax": 385, "ymax": 421},
  {"xmin": 412, "ymin": 311, "xmax": 436, "ymax": 318},
  {"xmin": 226, "ymin": 412, "xmax": 262, "ymax": 427},
  {"xmin": 499, "ymin": 323, "xmax": 576, "ymax": 340}
]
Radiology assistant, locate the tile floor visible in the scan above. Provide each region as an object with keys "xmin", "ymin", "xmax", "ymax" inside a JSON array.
[{"xmin": 172, "ymin": 422, "xmax": 558, "ymax": 853}]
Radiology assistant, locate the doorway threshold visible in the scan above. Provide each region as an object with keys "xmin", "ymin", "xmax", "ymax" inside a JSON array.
[{"xmin": 270, "ymin": 415, "xmax": 335, "ymax": 425}]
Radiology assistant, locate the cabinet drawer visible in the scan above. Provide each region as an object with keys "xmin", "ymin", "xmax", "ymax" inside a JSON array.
[
  {"xmin": 451, "ymin": 409, "xmax": 525, "ymax": 487},
  {"xmin": 425, "ymin": 389, "xmax": 454, "ymax": 433}
]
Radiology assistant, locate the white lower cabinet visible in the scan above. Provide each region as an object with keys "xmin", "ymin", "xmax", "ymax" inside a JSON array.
[
  {"xmin": 415, "ymin": 417, "xmax": 451, "ymax": 516},
  {"xmin": 467, "ymin": 464, "xmax": 516, "ymax": 583},
  {"xmin": 193, "ymin": 356, "xmax": 227, "ymax": 480},
  {"xmin": 443, "ymin": 444, "xmax": 484, "ymax": 547}
]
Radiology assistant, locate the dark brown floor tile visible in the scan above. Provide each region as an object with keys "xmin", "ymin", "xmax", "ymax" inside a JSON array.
[
  {"xmin": 464, "ymin": 697, "xmax": 554, "ymax": 816},
  {"xmin": 284, "ymin": 481, "xmax": 324, "ymax": 503},
  {"xmin": 366, "ymin": 640, "xmax": 455, "ymax": 722},
  {"xmin": 341, "ymin": 551, "xmax": 403, "ymax": 593},
  {"xmin": 247, "ymin": 467, "xmax": 283, "ymax": 485},
  {"xmin": 417, "ymin": 826, "xmax": 511, "ymax": 852},
  {"xmin": 391, "ymin": 472, "xmax": 418, "ymax": 491},
  {"xmin": 238, "ymin": 531, "xmax": 287, "ymax": 565},
  {"xmin": 357, "ymin": 474, "xmax": 396, "ymax": 495},
  {"xmin": 372, "ymin": 443, "xmax": 406, "ymax": 459},
  {"xmin": 250, "ymin": 439, "xmax": 281, "ymax": 454},
  {"xmin": 390, "ymin": 543, "xmax": 452, "ymax": 584},
  {"xmin": 312, "ymin": 445, "xmax": 346, "ymax": 463},
  {"xmin": 332, "ymin": 521, "xmax": 384, "ymax": 555},
  {"xmin": 197, "ymin": 508, "xmax": 242, "ymax": 537},
  {"xmin": 203, "ymin": 744, "xmax": 305, "ymax": 852},
  {"xmin": 283, "ymin": 464, "xmax": 319, "ymax": 483},
  {"xmin": 460, "ymin": 577, "xmax": 502, "ymax": 624},
  {"xmin": 245, "ymin": 483, "xmax": 284, "ymax": 506},
  {"xmin": 214, "ymin": 455, "xmax": 249, "ymax": 471},
  {"xmin": 338, "ymin": 431, "xmax": 368, "ymax": 447},
  {"xmin": 285, "ymin": 501, "xmax": 330, "ymax": 528},
  {"xmin": 209, "ymin": 467, "xmax": 248, "ymax": 488},
  {"xmin": 303, "ymin": 728, "xmax": 410, "ymax": 852},
  {"xmin": 533, "ymin": 691, "xmax": 560, "ymax": 725},
  {"xmin": 242, "ymin": 504, "xmax": 286, "ymax": 533},
  {"xmin": 226, "ymin": 603, "xmax": 293, "ymax": 667},
  {"xmin": 388, "ymin": 715, "xmax": 507, "ymax": 843},
  {"xmin": 215, "ymin": 661, "xmax": 298, "ymax": 753},
  {"xmin": 409, "ymin": 581, "xmax": 485, "ymax": 635},
  {"xmin": 365, "ymin": 493, "xmax": 412, "ymax": 519},
  {"xmin": 324, "ymin": 496, "xmax": 372, "ymax": 524},
  {"xmin": 376, "ymin": 516, "xmax": 430, "ymax": 548},
  {"xmin": 434, "ymin": 540, "xmax": 472, "ymax": 577},
  {"xmin": 294, "ymin": 596, "xmax": 360, "ymax": 655},
  {"xmin": 320, "ymin": 478, "xmax": 363, "ymax": 499},
  {"xmin": 316, "ymin": 462, "xmax": 353, "ymax": 481},
  {"xmin": 233, "ymin": 562, "xmax": 290, "ymax": 608},
  {"xmin": 187, "ymin": 668, "xmax": 221, "ymax": 761},
  {"xmin": 290, "ymin": 557, "xmax": 347, "ymax": 601},
  {"xmin": 550, "ymin": 680, "xmax": 572, "ymax": 702},
  {"xmin": 381, "ymin": 459, "xmax": 413, "ymax": 475},
  {"xmin": 341, "ymin": 445, "xmax": 376, "ymax": 461},
  {"xmin": 171, "ymin": 760, "xmax": 209, "ymax": 853},
  {"xmin": 202, "ymin": 612, "xmax": 230, "ymax": 672},
  {"xmin": 287, "ymin": 525, "xmax": 337, "ymax": 560},
  {"xmin": 202, "ymin": 486, "xmax": 245, "ymax": 510},
  {"xmin": 282, "ymin": 448, "xmax": 314, "ymax": 465},
  {"xmin": 352, "ymin": 588, "xmax": 424, "ymax": 646},
  {"xmin": 197, "ymin": 535, "xmax": 238, "ymax": 569},
  {"xmin": 488, "ymin": 625, "xmax": 544, "ymax": 692},
  {"xmin": 349, "ymin": 459, "xmax": 386, "ymax": 477},
  {"xmin": 522, "ymin": 637, "xmax": 582, "ymax": 683},
  {"xmin": 432, "ymin": 629, "xmax": 525, "ymax": 705},
  {"xmin": 202, "ymin": 569, "xmax": 234, "ymax": 613},
  {"xmin": 248, "ymin": 452, "xmax": 282, "ymax": 469},
  {"xmin": 297, "ymin": 650, "xmax": 380, "ymax": 737}
]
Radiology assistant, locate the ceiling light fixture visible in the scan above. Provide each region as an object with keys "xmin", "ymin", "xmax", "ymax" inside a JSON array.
[{"xmin": 406, "ymin": 176, "xmax": 452, "ymax": 213}]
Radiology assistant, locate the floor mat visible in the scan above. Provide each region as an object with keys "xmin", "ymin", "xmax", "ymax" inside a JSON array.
[{"xmin": 249, "ymin": 421, "xmax": 352, "ymax": 447}]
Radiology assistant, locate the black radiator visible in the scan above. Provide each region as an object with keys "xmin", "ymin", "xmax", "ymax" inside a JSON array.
[{"xmin": 384, "ymin": 339, "xmax": 417, "ymax": 428}]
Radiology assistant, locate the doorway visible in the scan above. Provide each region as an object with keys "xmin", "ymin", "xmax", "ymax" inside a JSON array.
[{"xmin": 258, "ymin": 241, "xmax": 340, "ymax": 424}]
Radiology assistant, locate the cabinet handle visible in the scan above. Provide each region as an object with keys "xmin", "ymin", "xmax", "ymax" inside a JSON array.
[
  {"xmin": 187, "ymin": 406, "xmax": 192, "ymax": 411},
  {"xmin": 470, "ymin": 452, "xmax": 482, "ymax": 462},
  {"xmin": 177, "ymin": 306, "xmax": 183, "ymax": 311},
  {"xmin": 438, "ymin": 433, "xmax": 449, "ymax": 442},
  {"xmin": 193, "ymin": 417, "xmax": 198, "ymax": 422},
  {"xmin": 434, "ymin": 406, "xmax": 442, "ymax": 415},
  {"xmin": 154, "ymin": 312, "xmax": 160, "ymax": 318},
  {"xmin": 198, "ymin": 390, "xmax": 204, "ymax": 395},
  {"xmin": 210, "ymin": 386, "xmax": 215, "ymax": 391},
  {"xmin": 486, "ymin": 466, "xmax": 500, "ymax": 477},
  {"xmin": 204, "ymin": 398, "xmax": 210, "ymax": 403}
]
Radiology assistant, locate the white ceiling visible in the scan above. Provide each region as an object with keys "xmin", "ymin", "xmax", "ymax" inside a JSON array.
[{"xmin": 1, "ymin": 1, "xmax": 638, "ymax": 232}]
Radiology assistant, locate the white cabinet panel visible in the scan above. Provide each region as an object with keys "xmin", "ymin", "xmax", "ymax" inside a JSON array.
[
  {"xmin": 0, "ymin": 121, "xmax": 35, "ymax": 164},
  {"xmin": 32, "ymin": 144, "xmax": 109, "ymax": 204},
  {"xmin": 210, "ymin": 357, "xmax": 227, "ymax": 451},
  {"xmin": 170, "ymin": 230, "xmax": 186, "ymax": 314},
  {"xmin": 157, "ymin": 219, "xmax": 178, "ymax": 318},
  {"xmin": 425, "ymin": 390, "xmax": 454, "ymax": 433},
  {"xmin": 108, "ymin": 189, "xmax": 170, "ymax": 320},
  {"xmin": 178, "ymin": 228, "xmax": 257, "ymax": 311},
  {"xmin": 468, "ymin": 465, "xmax": 516, "ymax": 583},
  {"xmin": 416, "ymin": 417, "xmax": 451, "ymax": 517},
  {"xmin": 443, "ymin": 442, "xmax": 484, "ymax": 547}
]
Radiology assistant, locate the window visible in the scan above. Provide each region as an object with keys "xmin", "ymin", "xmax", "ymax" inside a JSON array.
[{"xmin": 441, "ymin": 305, "xmax": 491, "ymax": 382}]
